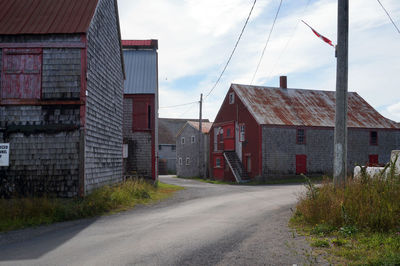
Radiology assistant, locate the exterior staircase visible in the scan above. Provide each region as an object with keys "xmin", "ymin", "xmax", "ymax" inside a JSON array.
[{"xmin": 223, "ymin": 151, "xmax": 249, "ymax": 183}]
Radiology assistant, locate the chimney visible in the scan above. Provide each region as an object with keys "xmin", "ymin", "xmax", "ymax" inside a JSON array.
[{"xmin": 280, "ymin": 76, "xmax": 287, "ymax": 89}]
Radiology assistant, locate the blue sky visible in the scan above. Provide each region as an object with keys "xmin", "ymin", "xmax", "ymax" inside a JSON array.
[{"xmin": 117, "ymin": 0, "xmax": 400, "ymax": 122}]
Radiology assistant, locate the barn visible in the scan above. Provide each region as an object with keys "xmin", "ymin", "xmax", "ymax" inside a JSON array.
[
  {"xmin": 210, "ymin": 76, "xmax": 400, "ymax": 182},
  {"xmin": 122, "ymin": 40, "xmax": 158, "ymax": 180},
  {"xmin": 0, "ymin": 0, "xmax": 125, "ymax": 197}
]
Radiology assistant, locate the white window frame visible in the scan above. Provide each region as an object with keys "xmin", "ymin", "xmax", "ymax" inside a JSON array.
[
  {"xmin": 229, "ymin": 92, "xmax": 234, "ymax": 104},
  {"xmin": 179, "ymin": 157, "xmax": 183, "ymax": 165},
  {"xmin": 191, "ymin": 135, "xmax": 195, "ymax": 143},
  {"xmin": 186, "ymin": 157, "xmax": 190, "ymax": 165},
  {"xmin": 181, "ymin": 137, "xmax": 185, "ymax": 144},
  {"xmin": 215, "ymin": 158, "xmax": 221, "ymax": 168}
]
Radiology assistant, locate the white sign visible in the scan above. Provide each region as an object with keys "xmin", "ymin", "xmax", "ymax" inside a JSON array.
[{"xmin": 0, "ymin": 143, "xmax": 9, "ymax": 167}]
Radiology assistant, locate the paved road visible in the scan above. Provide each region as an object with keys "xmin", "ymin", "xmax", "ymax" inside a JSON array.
[{"xmin": 0, "ymin": 176, "xmax": 324, "ymax": 265}]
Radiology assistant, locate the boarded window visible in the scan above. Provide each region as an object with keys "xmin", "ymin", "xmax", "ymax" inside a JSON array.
[
  {"xmin": 296, "ymin": 129, "xmax": 305, "ymax": 144},
  {"xmin": 1, "ymin": 48, "xmax": 42, "ymax": 99},
  {"xmin": 370, "ymin": 131, "xmax": 378, "ymax": 145},
  {"xmin": 132, "ymin": 96, "xmax": 153, "ymax": 131}
]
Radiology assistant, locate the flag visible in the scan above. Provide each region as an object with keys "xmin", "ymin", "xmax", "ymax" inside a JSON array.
[{"xmin": 302, "ymin": 20, "xmax": 335, "ymax": 47}]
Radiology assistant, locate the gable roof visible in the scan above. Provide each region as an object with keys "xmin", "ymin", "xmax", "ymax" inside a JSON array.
[
  {"xmin": 159, "ymin": 118, "xmax": 210, "ymax": 144},
  {"xmin": 187, "ymin": 121, "xmax": 213, "ymax": 134},
  {"xmin": 123, "ymin": 40, "xmax": 158, "ymax": 94},
  {"xmin": 0, "ymin": 0, "xmax": 99, "ymax": 34},
  {"xmin": 231, "ymin": 84, "xmax": 398, "ymax": 129}
]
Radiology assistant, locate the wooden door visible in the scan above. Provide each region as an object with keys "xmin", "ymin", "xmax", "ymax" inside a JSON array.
[{"xmin": 296, "ymin": 155, "xmax": 307, "ymax": 175}]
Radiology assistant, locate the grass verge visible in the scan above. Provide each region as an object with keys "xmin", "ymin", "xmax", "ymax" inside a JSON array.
[
  {"xmin": 290, "ymin": 158, "xmax": 400, "ymax": 265},
  {"xmin": 176, "ymin": 176, "xmax": 235, "ymax": 185},
  {"xmin": 0, "ymin": 179, "xmax": 183, "ymax": 233}
]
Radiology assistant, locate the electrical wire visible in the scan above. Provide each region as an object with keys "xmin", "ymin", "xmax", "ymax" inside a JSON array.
[
  {"xmin": 204, "ymin": 0, "xmax": 257, "ymax": 100},
  {"xmin": 266, "ymin": 0, "xmax": 311, "ymax": 81},
  {"xmin": 177, "ymin": 101, "xmax": 198, "ymax": 118},
  {"xmin": 159, "ymin": 101, "xmax": 198, "ymax": 109},
  {"xmin": 376, "ymin": 0, "xmax": 400, "ymax": 34},
  {"xmin": 250, "ymin": 0, "xmax": 283, "ymax": 85}
]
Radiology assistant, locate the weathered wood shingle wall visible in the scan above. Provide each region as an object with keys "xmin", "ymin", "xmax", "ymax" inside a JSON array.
[{"xmin": 85, "ymin": 0, "xmax": 124, "ymax": 193}]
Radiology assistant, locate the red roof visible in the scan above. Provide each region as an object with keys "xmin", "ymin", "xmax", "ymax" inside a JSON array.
[
  {"xmin": 232, "ymin": 84, "xmax": 399, "ymax": 129},
  {"xmin": 122, "ymin": 40, "xmax": 158, "ymax": 49},
  {"xmin": 0, "ymin": 0, "xmax": 99, "ymax": 34}
]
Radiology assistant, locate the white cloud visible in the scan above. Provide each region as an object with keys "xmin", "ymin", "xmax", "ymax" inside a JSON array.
[{"xmin": 118, "ymin": 0, "xmax": 400, "ymax": 122}]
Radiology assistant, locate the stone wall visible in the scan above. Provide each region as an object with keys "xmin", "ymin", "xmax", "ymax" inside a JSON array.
[
  {"xmin": 262, "ymin": 126, "xmax": 400, "ymax": 178},
  {"xmin": 85, "ymin": 0, "xmax": 124, "ymax": 193}
]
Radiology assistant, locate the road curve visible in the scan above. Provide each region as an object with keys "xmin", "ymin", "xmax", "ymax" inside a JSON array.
[{"xmin": 0, "ymin": 176, "xmax": 324, "ymax": 265}]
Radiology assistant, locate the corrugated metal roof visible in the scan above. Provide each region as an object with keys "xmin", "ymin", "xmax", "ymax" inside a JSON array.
[
  {"xmin": 187, "ymin": 121, "xmax": 213, "ymax": 134},
  {"xmin": 122, "ymin": 40, "xmax": 158, "ymax": 49},
  {"xmin": 0, "ymin": 0, "xmax": 99, "ymax": 34},
  {"xmin": 123, "ymin": 49, "xmax": 157, "ymax": 94},
  {"xmin": 232, "ymin": 84, "xmax": 399, "ymax": 129}
]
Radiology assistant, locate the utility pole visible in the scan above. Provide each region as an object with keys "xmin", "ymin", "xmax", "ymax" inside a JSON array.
[
  {"xmin": 199, "ymin": 93, "xmax": 203, "ymax": 178},
  {"xmin": 333, "ymin": 0, "xmax": 349, "ymax": 187}
]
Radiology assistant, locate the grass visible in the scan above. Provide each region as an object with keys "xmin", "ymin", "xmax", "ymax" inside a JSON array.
[
  {"xmin": 0, "ymin": 179, "xmax": 183, "ymax": 233},
  {"xmin": 290, "ymin": 157, "xmax": 400, "ymax": 264},
  {"xmin": 176, "ymin": 176, "xmax": 235, "ymax": 185}
]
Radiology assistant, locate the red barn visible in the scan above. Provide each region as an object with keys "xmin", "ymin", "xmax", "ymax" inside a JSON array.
[{"xmin": 210, "ymin": 76, "xmax": 400, "ymax": 182}]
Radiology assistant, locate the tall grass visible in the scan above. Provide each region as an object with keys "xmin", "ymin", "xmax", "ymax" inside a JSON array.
[
  {"xmin": 0, "ymin": 179, "xmax": 182, "ymax": 232},
  {"xmin": 296, "ymin": 160, "xmax": 400, "ymax": 232}
]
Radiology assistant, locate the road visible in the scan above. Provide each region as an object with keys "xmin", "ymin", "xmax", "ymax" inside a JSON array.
[{"xmin": 0, "ymin": 176, "xmax": 324, "ymax": 265}]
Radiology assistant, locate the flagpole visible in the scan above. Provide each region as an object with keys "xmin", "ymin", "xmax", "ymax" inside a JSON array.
[{"xmin": 333, "ymin": 0, "xmax": 349, "ymax": 187}]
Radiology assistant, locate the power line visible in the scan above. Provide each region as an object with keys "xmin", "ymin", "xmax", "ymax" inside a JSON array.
[
  {"xmin": 159, "ymin": 101, "xmax": 198, "ymax": 109},
  {"xmin": 376, "ymin": 0, "xmax": 400, "ymax": 34},
  {"xmin": 204, "ymin": 0, "xmax": 257, "ymax": 100},
  {"xmin": 250, "ymin": 0, "xmax": 283, "ymax": 85},
  {"xmin": 178, "ymin": 101, "xmax": 198, "ymax": 117},
  {"xmin": 266, "ymin": 0, "xmax": 311, "ymax": 81}
]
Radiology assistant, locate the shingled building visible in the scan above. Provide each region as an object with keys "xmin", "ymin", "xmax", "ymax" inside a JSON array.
[{"xmin": 0, "ymin": 0, "xmax": 125, "ymax": 197}]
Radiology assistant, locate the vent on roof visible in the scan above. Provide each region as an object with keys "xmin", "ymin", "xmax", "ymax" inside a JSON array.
[{"xmin": 280, "ymin": 76, "xmax": 287, "ymax": 89}]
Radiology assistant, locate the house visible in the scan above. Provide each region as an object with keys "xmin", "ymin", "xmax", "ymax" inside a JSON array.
[
  {"xmin": 0, "ymin": 0, "xmax": 125, "ymax": 197},
  {"xmin": 158, "ymin": 118, "xmax": 209, "ymax": 174},
  {"xmin": 122, "ymin": 40, "xmax": 158, "ymax": 180},
  {"xmin": 210, "ymin": 76, "xmax": 400, "ymax": 182},
  {"xmin": 176, "ymin": 121, "xmax": 213, "ymax": 178}
]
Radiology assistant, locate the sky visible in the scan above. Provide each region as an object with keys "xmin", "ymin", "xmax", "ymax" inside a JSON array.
[{"xmin": 117, "ymin": 0, "xmax": 400, "ymax": 123}]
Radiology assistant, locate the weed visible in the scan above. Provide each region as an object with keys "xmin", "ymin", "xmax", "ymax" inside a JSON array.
[
  {"xmin": 311, "ymin": 238, "xmax": 330, "ymax": 248},
  {"xmin": 311, "ymin": 224, "xmax": 336, "ymax": 237}
]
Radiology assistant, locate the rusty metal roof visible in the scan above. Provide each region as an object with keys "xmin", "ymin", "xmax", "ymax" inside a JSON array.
[
  {"xmin": 187, "ymin": 121, "xmax": 213, "ymax": 134},
  {"xmin": 0, "ymin": 0, "xmax": 99, "ymax": 34},
  {"xmin": 232, "ymin": 84, "xmax": 399, "ymax": 129}
]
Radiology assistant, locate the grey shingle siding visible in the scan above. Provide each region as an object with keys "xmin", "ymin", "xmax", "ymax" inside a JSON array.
[
  {"xmin": 262, "ymin": 126, "xmax": 400, "ymax": 178},
  {"xmin": 85, "ymin": 0, "xmax": 124, "ymax": 193},
  {"xmin": 42, "ymin": 49, "xmax": 81, "ymax": 99},
  {"xmin": 176, "ymin": 126, "xmax": 200, "ymax": 177},
  {"xmin": 122, "ymin": 98, "xmax": 152, "ymax": 178}
]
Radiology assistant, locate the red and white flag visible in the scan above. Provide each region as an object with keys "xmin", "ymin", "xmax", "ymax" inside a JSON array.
[{"xmin": 302, "ymin": 20, "xmax": 335, "ymax": 47}]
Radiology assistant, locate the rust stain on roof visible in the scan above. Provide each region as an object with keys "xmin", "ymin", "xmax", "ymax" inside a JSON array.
[
  {"xmin": 187, "ymin": 121, "xmax": 213, "ymax": 134},
  {"xmin": 232, "ymin": 84, "xmax": 398, "ymax": 129},
  {"xmin": 0, "ymin": 0, "xmax": 99, "ymax": 34}
]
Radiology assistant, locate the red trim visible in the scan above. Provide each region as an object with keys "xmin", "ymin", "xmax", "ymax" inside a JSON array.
[
  {"xmin": 296, "ymin": 128, "xmax": 306, "ymax": 144},
  {"xmin": 258, "ymin": 124, "xmax": 262, "ymax": 176},
  {"xmin": 0, "ymin": 42, "xmax": 86, "ymax": 48},
  {"xmin": 80, "ymin": 35, "xmax": 87, "ymax": 127},
  {"xmin": 0, "ymin": 99, "xmax": 83, "ymax": 105},
  {"xmin": 369, "ymin": 130, "xmax": 378, "ymax": 145}
]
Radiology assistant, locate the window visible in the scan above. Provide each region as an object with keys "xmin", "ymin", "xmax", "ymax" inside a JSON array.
[
  {"xmin": 158, "ymin": 145, "xmax": 162, "ymax": 151},
  {"xmin": 219, "ymin": 128, "xmax": 224, "ymax": 141},
  {"xmin": 215, "ymin": 157, "xmax": 221, "ymax": 168},
  {"xmin": 181, "ymin": 137, "xmax": 185, "ymax": 144},
  {"xmin": 147, "ymin": 105, "xmax": 152, "ymax": 129},
  {"xmin": 240, "ymin": 125, "xmax": 245, "ymax": 142},
  {"xmin": 132, "ymin": 96, "xmax": 153, "ymax": 131},
  {"xmin": 370, "ymin": 131, "xmax": 378, "ymax": 145},
  {"xmin": 191, "ymin": 135, "xmax": 195, "ymax": 143},
  {"xmin": 179, "ymin": 157, "xmax": 183, "ymax": 165},
  {"xmin": 296, "ymin": 129, "xmax": 305, "ymax": 144},
  {"xmin": 1, "ymin": 48, "xmax": 42, "ymax": 99},
  {"xmin": 226, "ymin": 128, "xmax": 231, "ymax": 137},
  {"xmin": 171, "ymin": 145, "xmax": 176, "ymax": 151},
  {"xmin": 229, "ymin": 92, "xmax": 234, "ymax": 104},
  {"xmin": 186, "ymin": 157, "xmax": 190, "ymax": 165}
]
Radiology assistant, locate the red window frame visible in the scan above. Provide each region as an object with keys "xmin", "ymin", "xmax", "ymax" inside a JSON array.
[
  {"xmin": 1, "ymin": 48, "xmax": 42, "ymax": 100},
  {"xmin": 370, "ymin": 131, "xmax": 378, "ymax": 145},
  {"xmin": 296, "ymin": 128, "xmax": 306, "ymax": 144}
]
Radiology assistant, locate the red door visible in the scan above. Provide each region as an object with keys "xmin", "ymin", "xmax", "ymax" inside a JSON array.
[
  {"xmin": 223, "ymin": 123, "xmax": 235, "ymax": 151},
  {"xmin": 296, "ymin": 155, "xmax": 307, "ymax": 175},
  {"xmin": 369, "ymin": 154, "xmax": 378, "ymax": 166}
]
